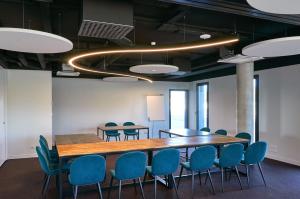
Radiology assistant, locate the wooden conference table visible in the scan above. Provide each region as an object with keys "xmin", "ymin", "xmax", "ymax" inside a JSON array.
[
  {"xmin": 56, "ymin": 133, "xmax": 248, "ymax": 199},
  {"xmin": 159, "ymin": 128, "xmax": 213, "ymax": 138},
  {"xmin": 97, "ymin": 125, "xmax": 150, "ymax": 140}
]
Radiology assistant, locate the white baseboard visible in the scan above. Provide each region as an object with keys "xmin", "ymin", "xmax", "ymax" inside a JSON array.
[
  {"xmin": 267, "ymin": 153, "xmax": 300, "ymax": 166},
  {"xmin": 8, "ymin": 153, "xmax": 37, "ymax": 160}
]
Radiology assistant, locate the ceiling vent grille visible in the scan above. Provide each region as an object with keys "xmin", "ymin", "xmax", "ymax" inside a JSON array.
[{"xmin": 78, "ymin": 20, "xmax": 133, "ymax": 40}]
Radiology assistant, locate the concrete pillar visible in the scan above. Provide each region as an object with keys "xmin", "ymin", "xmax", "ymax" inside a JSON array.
[{"xmin": 236, "ymin": 62, "xmax": 254, "ymax": 137}]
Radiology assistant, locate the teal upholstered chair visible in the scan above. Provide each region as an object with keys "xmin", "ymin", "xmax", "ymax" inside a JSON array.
[
  {"xmin": 200, "ymin": 127, "xmax": 210, "ymax": 132},
  {"xmin": 214, "ymin": 143, "xmax": 244, "ymax": 192},
  {"xmin": 36, "ymin": 146, "xmax": 69, "ymax": 198},
  {"xmin": 235, "ymin": 132, "xmax": 252, "ymax": 150},
  {"xmin": 215, "ymin": 129, "xmax": 228, "ymax": 136},
  {"xmin": 241, "ymin": 141, "xmax": 268, "ymax": 187},
  {"xmin": 39, "ymin": 135, "xmax": 58, "ymax": 163},
  {"xmin": 123, "ymin": 122, "xmax": 139, "ymax": 140},
  {"xmin": 105, "ymin": 122, "xmax": 120, "ymax": 142},
  {"xmin": 109, "ymin": 151, "xmax": 146, "ymax": 199},
  {"xmin": 146, "ymin": 148, "xmax": 180, "ymax": 199},
  {"xmin": 69, "ymin": 155, "xmax": 106, "ymax": 199},
  {"xmin": 177, "ymin": 146, "xmax": 216, "ymax": 196}
]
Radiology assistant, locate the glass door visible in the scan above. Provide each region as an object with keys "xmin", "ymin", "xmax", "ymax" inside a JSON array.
[
  {"xmin": 169, "ymin": 90, "xmax": 188, "ymax": 129},
  {"xmin": 196, "ymin": 83, "xmax": 209, "ymax": 130}
]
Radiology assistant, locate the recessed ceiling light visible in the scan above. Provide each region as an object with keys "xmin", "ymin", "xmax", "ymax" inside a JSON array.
[
  {"xmin": 151, "ymin": 41, "xmax": 156, "ymax": 46},
  {"xmin": 200, "ymin": 34, "xmax": 211, "ymax": 40}
]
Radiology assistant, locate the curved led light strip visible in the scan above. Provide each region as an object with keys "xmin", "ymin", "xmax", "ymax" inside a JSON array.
[{"xmin": 68, "ymin": 37, "xmax": 239, "ymax": 83}]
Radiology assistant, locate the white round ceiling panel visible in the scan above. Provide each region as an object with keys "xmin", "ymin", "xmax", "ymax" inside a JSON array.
[
  {"xmin": 242, "ymin": 37, "xmax": 300, "ymax": 57},
  {"xmin": 103, "ymin": 77, "xmax": 138, "ymax": 82},
  {"xmin": 0, "ymin": 28, "xmax": 73, "ymax": 53},
  {"xmin": 247, "ymin": 0, "xmax": 300, "ymax": 14},
  {"xmin": 130, "ymin": 64, "xmax": 179, "ymax": 74}
]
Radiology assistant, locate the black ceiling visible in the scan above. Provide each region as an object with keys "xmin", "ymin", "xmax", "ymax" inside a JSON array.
[{"xmin": 1, "ymin": 0, "xmax": 300, "ymax": 81}]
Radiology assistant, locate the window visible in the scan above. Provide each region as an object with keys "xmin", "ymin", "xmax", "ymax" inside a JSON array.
[
  {"xmin": 253, "ymin": 75, "xmax": 259, "ymax": 141},
  {"xmin": 196, "ymin": 82, "xmax": 209, "ymax": 130},
  {"xmin": 169, "ymin": 90, "xmax": 189, "ymax": 129}
]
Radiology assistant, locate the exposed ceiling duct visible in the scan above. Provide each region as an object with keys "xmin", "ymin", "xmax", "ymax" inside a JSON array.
[{"xmin": 78, "ymin": 0, "xmax": 134, "ymax": 40}]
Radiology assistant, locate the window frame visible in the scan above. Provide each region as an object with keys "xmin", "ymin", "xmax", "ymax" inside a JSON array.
[{"xmin": 196, "ymin": 82, "xmax": 209, "ymax": 130}]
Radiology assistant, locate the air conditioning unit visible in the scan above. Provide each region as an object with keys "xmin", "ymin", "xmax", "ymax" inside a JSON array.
[
  {"xmin": 218, "ymin": 54, "xmax": 263, "ymax": 64},
  {"xmin": 56, "ymin": 64, "xmax": 80, "ymax": 77}
]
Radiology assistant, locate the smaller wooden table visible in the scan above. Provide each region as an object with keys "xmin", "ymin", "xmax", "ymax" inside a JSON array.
[
  {"xmin": 97, "ymin": 125, "xmax": 150, "ymax": 140},
  {"xmin": 55, "ymin": 134, "xmax": 103, "ymax": 145},
  {"xmin": 159, "ymin": 128, "xmax": 213, "ymax": 138}
]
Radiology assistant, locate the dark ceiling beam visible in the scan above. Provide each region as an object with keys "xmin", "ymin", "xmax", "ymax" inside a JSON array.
[
  {"xmin": 159, "ymin": 0, "xmax": 300, "ymax": 26},
  {"xmin": 157, "ymin": 8, "xmax": 188, "ymax": 31},
  {"xmin": 17, "ymin": 53, "xmax": 28, "ymax": 67},
  {"xmin": 37, "ymin": 54, "xmax": 46, "ymax": 69}
]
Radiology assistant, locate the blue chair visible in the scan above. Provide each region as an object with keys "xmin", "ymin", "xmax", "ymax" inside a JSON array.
[
  {"xmin": 177, "ymin": 146, "xmax": 216, "ymax": 196},
  {"xmin": 123, "ymin": 122, "xmax": 139, "ymax": 140},
  {"xmin": 39, "ymin": 135, "xmax": 58, "ymax": 163},
  {"xmin": 146, "ymin": 148, "xmax": 180, "ymax": 199},
  {"xmin": 241, "ymin": 141, "xmax": 268, "ymax": 187},
  {"xmin": 109, "ymin": 151, "xmax": 146, "ymax": 199},
  {"xmin": 214, "ymin": 143, "xmax": 244, "ymax": 192},
  {"xmin": 36, "ymin": 146, "xmax": 69, "ymax": 198},
  {"xmin": 105, "ymin": 122, "xmax": 120, "ymax": 142},
  {"xmin": 235, "ymin": 132, "xmax": 252, "ymax": 150},
  {"xmin": 200, "ymin": 127, "xmax": 210, "ymax": 132},
  {"xmin": 215, "ymin": 129, "xmax": 228, "ymax": 136},
  {"xmin": 69, "ymin": 155, "xmax": 106, "ymax": 199}
]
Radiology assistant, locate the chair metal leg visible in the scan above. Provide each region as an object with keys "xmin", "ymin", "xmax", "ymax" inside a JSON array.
[
  {"xmin": 97, "ymin": 183, "xmax": 103, "ymax": 199},
  {"xmin": 124, "ymin": 135, "xmax": 127, "ymax": 141},
  {"xmin": 108, "ymin": 177, "xmax": 113, "ymax": 199},
  {"xmin": 191, "ymin": 171, "xmax": 195, "ymax": 197},
  {"xmin": 138, "ymin": 177, "xmax": 145, "ymax": 199},
  {"xmin": 115, "ymin": 136, "xmax": 118, "ymax": 142},
  {"xmin": 73, "ymin": 186, "xmax": 78, "ymax": 199},
  {"xmin": 258, "ymin": 163, "xmax": 267, "ymax": 186},
  {"xmin": 154, "ymin": 176, "xmax": 157, "ymax": 199},
  {"xmin": 207, "ymin": 170, "xmax": 215, "ymax": 194},
  {"xmin": 108, "ymin": 136, "xmax": 110, "ymax": 142},
  {"xmin": 118, "ymin": 136, "xmax": 121, "ymax": 141},
  {"xmin": 246, "ymin": 165, "xmax": 250, "ymax": 187},
  {"xmin": 177, "ymin": 166, "xmax": 183, "ymax": 188},
  {"xmin": 234, "ymin": 166, "xmax": 243, "ymax": 190},
  {"xmin": 171, "ymin": 174, "xmax": 180, "ymax": 199},
  {"xmin": 221, "ymin": 168, "xmax": 224, "ymax": 192},
  {"xmin": 42, "ymin": 175, "xmax": 51, "ymax": 198},
  {"xmin": 118, "ymin": 180, "xmax": 122, "ymax": 199},
  {"xmin": 198, "ymin": 172, "xmax": 202, "ymax": 186}
]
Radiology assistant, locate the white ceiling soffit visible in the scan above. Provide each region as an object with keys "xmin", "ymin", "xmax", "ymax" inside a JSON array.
[
  {"xmin": 0, "ymin": 28, "xmax": 73, "ymax": 53},
  {"xmin": 242, "ymin": 36, "xmax": 300, "ymax": 58},
  {"xmin": 218, "ymin": 54, "xmax": 263, "ymax": 64},
  {"xmin": 247, "ymin": 0, "xmax": 300, "ymax": 14},
  {"xmin": 130, "ymin": 64, "xmax": 179, "ymax": 74},
  {"xmin": 103, "ymin": 76, "xmax": 138, "ymax": 82}
]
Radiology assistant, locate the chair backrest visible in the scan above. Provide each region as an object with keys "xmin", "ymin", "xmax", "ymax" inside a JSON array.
[
  {"xmin": 36, "ymin": 146, "xmax": 50, "ymax": 175},
  {"xmin": 40, "ymin": 135, "xmax": 48, "ymax": 147},
  {"xmin": 105, "ymin": 122, "xmax": 118, "ymax": 135},
  {"xmin": 235, "ymin": 132, "xmax": 252, "ymax": 149},
  {"xmin": 69, "ymin": 155, "xmax": 106, "ymax": 186},
  {"xmin": 123, "ymin": 122, "xmax": 135, "ymax": 134},
  {"xmin": 152, "ymin": 148, "xmax": 180, "ymax": 176},
  {"xmin": 215, "ymin": 129, "xmax": 228, "ymax": 136},
  {"xmin": 190, "ymin": 146, "xmax": 216, "ymax": 171},
  {"xmin": 200, "ymin": 127, "xmax": 210, "ymax": 132},
  {"xmin": 244, "ymin": 141, "xmax": 267, "ymax": 165},
  {"xmin": 219, "ymin": 143, "xmax": 244, "ymax": 168},
  {"xmin": 115, "ymin": 151, "xmax": 146, "ymax": 180},
  {"xmin": 39, "ymin": 138, "xmax": 51, "ymax": 161}
]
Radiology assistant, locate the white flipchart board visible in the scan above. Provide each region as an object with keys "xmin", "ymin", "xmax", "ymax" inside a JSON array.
[{"xmin": 146, "ymin": 95, "xmax": 165, "ymax": 121}]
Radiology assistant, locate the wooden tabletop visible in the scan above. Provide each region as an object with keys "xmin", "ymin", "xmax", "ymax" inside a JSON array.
[
  {"xmin": 98, "ymin": 125, "xmax": 149, "ymax": 131},
  {"xmin": 160, "ymin": 128, "xmax": 213, "ymax": 137},
  {"xmin": 55, "ymin": 134, "xmax": 103, "ymax": 145},
  {"xmin": 56, "ymin": 135, "xmax": 248, "ymax": 157}
]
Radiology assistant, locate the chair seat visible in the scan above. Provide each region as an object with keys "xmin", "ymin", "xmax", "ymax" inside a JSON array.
[
  {"xmin": 180, "ymin": 162, "xmax": 191, "ymax": 170},
  {"xmin": 106, "ymin": 132, "xmax": 120, "ymax": 137},
  {"xmin": 124, "ymin": 131, "xmax": 138, "ymax": 136}
]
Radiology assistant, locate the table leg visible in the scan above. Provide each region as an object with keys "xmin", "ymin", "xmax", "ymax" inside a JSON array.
[
  {"xmin": 159, "ymin": 130, "xmax": 161, "ymax": 138},
  {"xmin": 58, "ymin": 157, "xmax": 63, "ymax": 199},
  {"xmin": 97, "ymin": 127, "xmax": 99, "ymax": 136},
  {"xmin": 147, "ymin": 128, "xmax": 150, "ymax": 139},
  {"xmin": 147, "ymin": 150, "xmax": 153, "ymax": 165},
  {"xmin": 137, "ymin": 129, "xmax": 140, "ymax": 140},
  {"xmin": 102, "ymin": 130, "xmax": 105, "ymax": 140}
]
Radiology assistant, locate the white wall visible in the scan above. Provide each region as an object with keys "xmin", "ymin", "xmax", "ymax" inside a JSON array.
[
  {"xmin": 0, "ymin": 66, "xmax": 7, "ymax": 165},
  {"xmin": 52, "ymin": 78, "xmax": 189, "ymax": 139},
  {"xmin": 7, "ymin": 70, "xmax": 52, "ymax": 159},
  {"xmin": 189, "ymin": 64, "xmax": 300, "ymax": 166}
]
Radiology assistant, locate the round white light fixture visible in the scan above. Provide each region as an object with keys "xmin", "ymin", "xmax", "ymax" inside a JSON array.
[
  {"xmin": 151, "ymin": 41, "xmax": 156, "ymax": 46},
  {"xmin": 242, "ymin": 36, "xmax": 300, "ymax": 57},
  {"xmin": 200, "ymin": 34, "xmax": 211, "ymax": 40},
  {"xmin": 0, "ymin": 28, "xmax": 73, "ymax": 53},
  {"xmin": 247, "ymin": 0, "xmax": 300, "ymax": 14},
  {"xmin": 103, "ymin": 76, "xmax": 138, "ymax": 82},
  {"xmin": 130, "ymin": 64, "xmax": 179, "ymax": 74}
]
